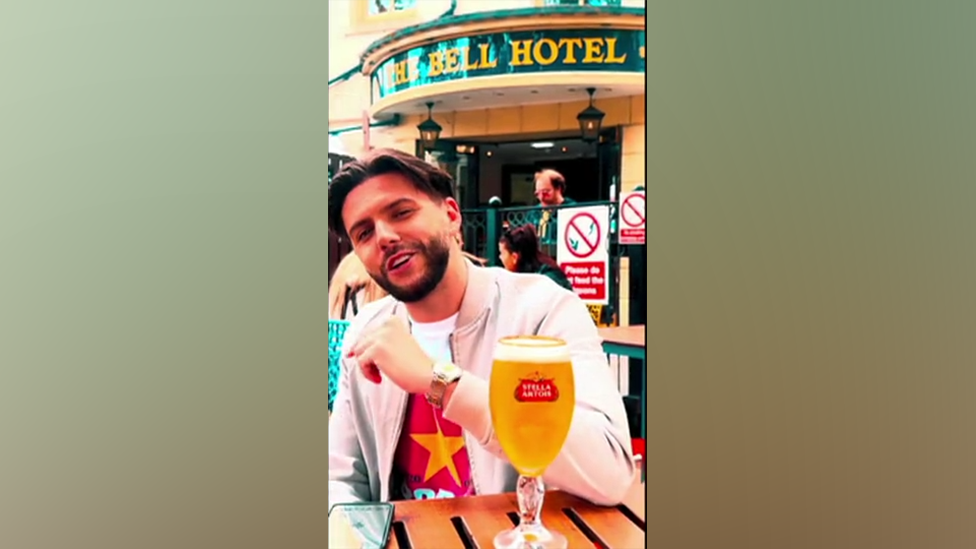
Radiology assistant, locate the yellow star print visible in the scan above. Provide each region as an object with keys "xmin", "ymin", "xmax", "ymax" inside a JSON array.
[
  {"xmin": 411, "ymin": 427, "xmax": 465, "ymax": 485},
  {"xmin": 640, "ymin": 46, "xmax": 646, "ymax": 59}
]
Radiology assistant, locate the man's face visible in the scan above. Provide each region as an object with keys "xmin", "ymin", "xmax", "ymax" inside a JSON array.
[
  {"xmin": 341, "ymin": 173, "xmax": 461, "ymax": 303},
  {"xmin": 534, "ymin": 175, "xmax": 561, "ymax": 206}
]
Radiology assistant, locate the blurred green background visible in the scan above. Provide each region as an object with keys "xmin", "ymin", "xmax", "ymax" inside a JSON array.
[
  {"xmin": 647, "ymin": 2, "xmax": 976, "ymax": 548},
  {"xmin": 4, "ymin": 1, "xmax": 976, "ymax": 547},
  {"xmin": 1, "ymin": 2, "xmax": 329, "ymax": 548}
]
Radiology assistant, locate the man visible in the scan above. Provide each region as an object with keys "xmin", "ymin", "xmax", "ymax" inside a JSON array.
[
  {"xmin": 327, "ymin": 149, "xmax": 634, "ymax": 508},
  {"xmin": 531, "ymin": 168, "xmax": 576, "ymax": 245},
  {"xmin": 533, "ymin": 169, "xmax": 573, "ymax": 209}
]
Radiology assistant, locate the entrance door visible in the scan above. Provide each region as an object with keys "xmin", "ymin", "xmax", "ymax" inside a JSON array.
[
  {"xmin": 416, "ymin": 141, "xmax": 484, "ymax": 257},
  {"xmin": 415, "ymin": 141, "xmax": 480, "ymax": 210},
  {"xmin": 596, "ymin": 127, "xmax": 622, "ymax": 202},
  {"xmin": 592, "ymin": 127, "xmax": 623, "ymax": 326}
]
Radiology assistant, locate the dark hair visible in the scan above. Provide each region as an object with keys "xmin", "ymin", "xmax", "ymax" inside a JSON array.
[
  {"xmin": 534, "ymin": 169, "xmax": 566, "ymax": 193},
  {"xmin": 328, "ymin": 148, "xmax": 456, "ymax": 239},
  {"xmin": 499, "ymin": 224, "xmax": 560, "ymax": 273}
]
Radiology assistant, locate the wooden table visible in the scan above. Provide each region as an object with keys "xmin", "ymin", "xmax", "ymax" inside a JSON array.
[
  {"xmin": 597, "ymin": 326, "xmax": 646, "ymax": 361},
  {"xmin": 384, "ymin": 481, "xmax": 645, "ymax": 549}
]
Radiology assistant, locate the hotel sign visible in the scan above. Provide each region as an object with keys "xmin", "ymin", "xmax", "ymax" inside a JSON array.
[{"xmin": 371, "ymin": 29, "xmax": 646, "ymax": 100}]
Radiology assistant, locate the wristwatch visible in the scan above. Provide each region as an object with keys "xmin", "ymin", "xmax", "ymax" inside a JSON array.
[{"xmin": 426, "ymin": 362, "xmax": 462, "ymax": 408}]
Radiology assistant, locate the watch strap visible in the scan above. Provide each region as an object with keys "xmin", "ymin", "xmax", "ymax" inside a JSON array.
[{"xmin": 426, "ymin": 362, "xmax": 461, "ymax": 408}]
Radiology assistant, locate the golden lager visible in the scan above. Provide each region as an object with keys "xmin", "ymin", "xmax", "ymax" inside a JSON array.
[{"xmin": 489, "ymin": 336, "xmax": 575, "ymax": 477}]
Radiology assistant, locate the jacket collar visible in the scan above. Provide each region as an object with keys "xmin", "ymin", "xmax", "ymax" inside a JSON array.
[{"xmin": 391, "ymin": 261, "xmax": 497, "ymax": 332}]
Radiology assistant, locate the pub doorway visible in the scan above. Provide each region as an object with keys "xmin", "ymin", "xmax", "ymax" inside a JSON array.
[{"xmin": 419, "ymin": 127, "xmax": 622, "ymax": 209}]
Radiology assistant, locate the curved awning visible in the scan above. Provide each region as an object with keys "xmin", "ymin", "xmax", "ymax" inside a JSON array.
[{"xmin": 360, "ymin": 6, "xmax": 646, "ymax": 119}]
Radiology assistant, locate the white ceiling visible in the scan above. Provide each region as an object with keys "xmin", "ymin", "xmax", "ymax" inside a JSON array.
[
  {"xmin": 328, "ymin": 134, "xmax": 351, "ymax": 156},
  {"xmin": 476, "ymin": 137, "xmax": 598, "ymax": 163},
  {"xmin": 374, "ymin": 81, "xmax": 645, "ymax": 117}
]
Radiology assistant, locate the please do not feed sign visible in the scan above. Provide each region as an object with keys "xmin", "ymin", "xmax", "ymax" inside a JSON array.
[{"xmin": 556, "ymin": 205, "xmax": 610, "ymax": 305}]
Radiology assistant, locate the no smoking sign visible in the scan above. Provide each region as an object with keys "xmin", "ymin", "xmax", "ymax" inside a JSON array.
[
  {"xmin": 618, "ymin": 190, "xmax": 646, "ymax": 245},
  {"xmin": 556, "ymin": 205, "xmax": 610, "ymax": 305},
  {"xmin": 564, "ymin": 211, "xmax": 602, "ymax": 259}
]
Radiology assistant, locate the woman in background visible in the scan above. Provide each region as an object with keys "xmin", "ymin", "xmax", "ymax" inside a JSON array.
[
  {"xmin": 328, "ymin": 252, "xmax": 388, "ymax": 321},
  {"xmin": 457, "ymin": 231, "xmax": 488, "ymax": 267},
  {"xmin": 328, "ymin": 252, "xmax": 388, "ymax": 416},
  {"xmin": 328, "ymin": 243, "xmax": 483, "ymax": 320},
  {"xmin": 498, "ymin": 223, "xmax": 573, "ymax": 291}
]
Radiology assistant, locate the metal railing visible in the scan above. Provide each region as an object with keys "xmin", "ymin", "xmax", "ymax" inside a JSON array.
[
  {"xmin": 328, "ymin": 320, "xmax": 350, "ymax": 412},
  {"xmin": 461, "ymin": 200, "xmax": 630, "ymax": 326}
]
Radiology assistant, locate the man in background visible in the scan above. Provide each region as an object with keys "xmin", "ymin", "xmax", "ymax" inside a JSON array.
[{"xmin": 531, "ymin": 169, "xmax": 576, "ymax": 245}]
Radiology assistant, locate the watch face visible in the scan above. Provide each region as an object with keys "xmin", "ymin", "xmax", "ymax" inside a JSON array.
[{"xmin": 437, "ymin": 362, "xmax": 461, "ymax": 378}]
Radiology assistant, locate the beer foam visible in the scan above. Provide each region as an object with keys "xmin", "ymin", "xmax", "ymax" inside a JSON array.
[{"xmin": 493, "ymin": 336, "xmax": 571, "ymax": 363}]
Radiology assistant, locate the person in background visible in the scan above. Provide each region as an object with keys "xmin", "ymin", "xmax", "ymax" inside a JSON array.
[
  {"xmin": 499, "ymin": 224, "xmax": 573, "ymax": 292},
  {"xmin": 531, "ymin": 169, "xmax": 577, "ymax": 244},
  {"xmin": 327, "ymin": 148, "xmax": 634, "ymax": 507},
  {"xmin": 329, "ymin": 252, "xmax": 390, "ymax": 417},
  {"xmin": 329, "ymin": 252, "xmax": 389, "ymax": 321},
  {"xmin": 463, "ymin": 252, "xmax": 487, "ymax": 267},
  {"xmin": 457, "ymin": 232, "xmax": 488, "ymax": 267},
  {"xmin": 534, "ymin": 169, "xmax": 574, "ymax": 208}
]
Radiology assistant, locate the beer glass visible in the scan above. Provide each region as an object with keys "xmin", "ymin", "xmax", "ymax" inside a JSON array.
[{"xmin": 489, "ymin": 336, "xmax": 575, "ymax": 549}]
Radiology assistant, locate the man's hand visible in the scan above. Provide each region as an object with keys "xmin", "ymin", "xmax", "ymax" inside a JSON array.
[{"xmin": 347, "ymin": 317, "xmax": 434, "ymax": 395}]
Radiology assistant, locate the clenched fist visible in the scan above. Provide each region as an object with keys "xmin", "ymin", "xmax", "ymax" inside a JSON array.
[{"xmin": 347, "ymin": 317, "xmax": 435, "ymax": 395}]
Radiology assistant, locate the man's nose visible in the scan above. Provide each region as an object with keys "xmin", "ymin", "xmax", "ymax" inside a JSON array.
[{"xmin": 375, "ymin": 221, "xmax": 400, "ymax": 249}]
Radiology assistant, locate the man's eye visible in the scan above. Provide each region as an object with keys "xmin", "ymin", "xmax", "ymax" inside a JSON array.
[
  {"xmin": 394, "ymin": 209, "xmax": 413, "ymax": 218},
  {"xmin": 356, "ymin": 228, "xmax": 372, "ymax": 241}
]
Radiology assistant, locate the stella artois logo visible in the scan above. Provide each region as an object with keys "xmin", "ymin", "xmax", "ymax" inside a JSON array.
[{"xmin": 514, "ymin": 372, "xmax": 559, "ymax": 403}]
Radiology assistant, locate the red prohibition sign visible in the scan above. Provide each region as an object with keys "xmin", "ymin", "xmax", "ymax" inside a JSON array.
[
  {"xmin": 621, "ymin": 193, "xmax": 646, "ymax": 228},
  {"xmin": 564, "ymin": 212, "xmax": 602, "ymax": 259}
]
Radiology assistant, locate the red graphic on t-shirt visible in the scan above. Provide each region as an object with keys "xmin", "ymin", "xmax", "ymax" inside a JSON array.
[{"xmin": 393, "ymin": 394, "xmax": 474, "ymax": 500}]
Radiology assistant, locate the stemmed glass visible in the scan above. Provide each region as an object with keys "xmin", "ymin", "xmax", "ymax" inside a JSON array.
[{"xmin": 489, "ymin": 336, "xmax": 575, "ymax": 549}]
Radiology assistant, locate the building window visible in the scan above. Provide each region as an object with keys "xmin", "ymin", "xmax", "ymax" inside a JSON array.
[
  {"xmin": 368, "ymin": 0, "xmax": 417, "ymax": 16},
  {"xmin": 543, "ymin": 0, "xmax": 623, "ymax": 5},
  {"xmin": 351, "ymin": 0, "xmax": 419, "ymax": 30},
  {"xmin": 537, "ymin": 0, "xmax": 626, "ymax": 7}
]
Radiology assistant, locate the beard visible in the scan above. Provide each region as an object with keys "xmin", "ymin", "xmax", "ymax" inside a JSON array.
[{"xmin": 369, "ymin": 232, "xmax": 452, "ymax": 303}]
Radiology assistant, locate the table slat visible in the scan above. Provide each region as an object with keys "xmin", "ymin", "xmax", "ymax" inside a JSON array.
[
  {"xmin": 539, "ymin": 491, "xmax": 612, "ymax": 548},
  {"xmin": 393, "ymin": 501, "xmax": 467, "ymax": 549},
  {"xmin": 385, "ymin": 527, "xmax": 401, "ymax": 549},
  {"xmin": 623, "ymin": 478, "xmax": 647, "ymax": 522},
  {"xmin": 569, "ymin": 505, "xmax": 645, "ymax": 548},
  {"xmin": 456, "ymin": 496, "xmax": 521, "ymax": 549},
  {"xmin": 387, "ymin": 488, "xmax": 645, "ymax": 549},
  {"xmin": 598, "ymin": 325, "xmax": 646, "ymax": 348}
]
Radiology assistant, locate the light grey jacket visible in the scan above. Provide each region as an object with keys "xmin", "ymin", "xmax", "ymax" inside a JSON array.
[{"xmin": 328, "ymin": 264, "xmax": 636, "ymax": 509}]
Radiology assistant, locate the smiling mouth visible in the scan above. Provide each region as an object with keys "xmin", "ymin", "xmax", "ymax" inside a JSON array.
[{"xmin": 386, "ymin": 252, "xmax": 415, "ymax": 272}]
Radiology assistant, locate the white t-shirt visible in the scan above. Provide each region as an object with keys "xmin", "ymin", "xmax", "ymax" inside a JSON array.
[
  {"xmin": 390, "ymin": 312, "xmax": 466, "ymax": 501},
  {"xmin": 408, "ymin": 313, "xmax": 458, "ymax": 364}
]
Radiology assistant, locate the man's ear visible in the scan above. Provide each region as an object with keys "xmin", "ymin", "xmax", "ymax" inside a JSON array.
[{"xmin": 443, "ymin": 197, "xmax": 462, "ymax": 231}]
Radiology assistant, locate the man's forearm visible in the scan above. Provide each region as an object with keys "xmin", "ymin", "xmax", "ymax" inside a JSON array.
[
  {"xmin": 441, "ymin": 372, "xmax": 495, "ymax": 445},
  {"xmin": 441, "ymin": 380, "xmax": 459, "ymax": 408},
  {"xmin": 543, "ymin": 408, "xmax": 635, "ymax": 505},
  {"xmin": 451, "ymin": 359, "xmax": 634, "ymax": 504},
  {"xmin": 443, "ymin": 369, "xmax": 634, "ymax": 505}
]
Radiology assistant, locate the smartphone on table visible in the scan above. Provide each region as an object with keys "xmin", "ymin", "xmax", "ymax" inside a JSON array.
[{"xmin": 328, "ymin": 502, "xmax": 395, "ymax": 549}]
